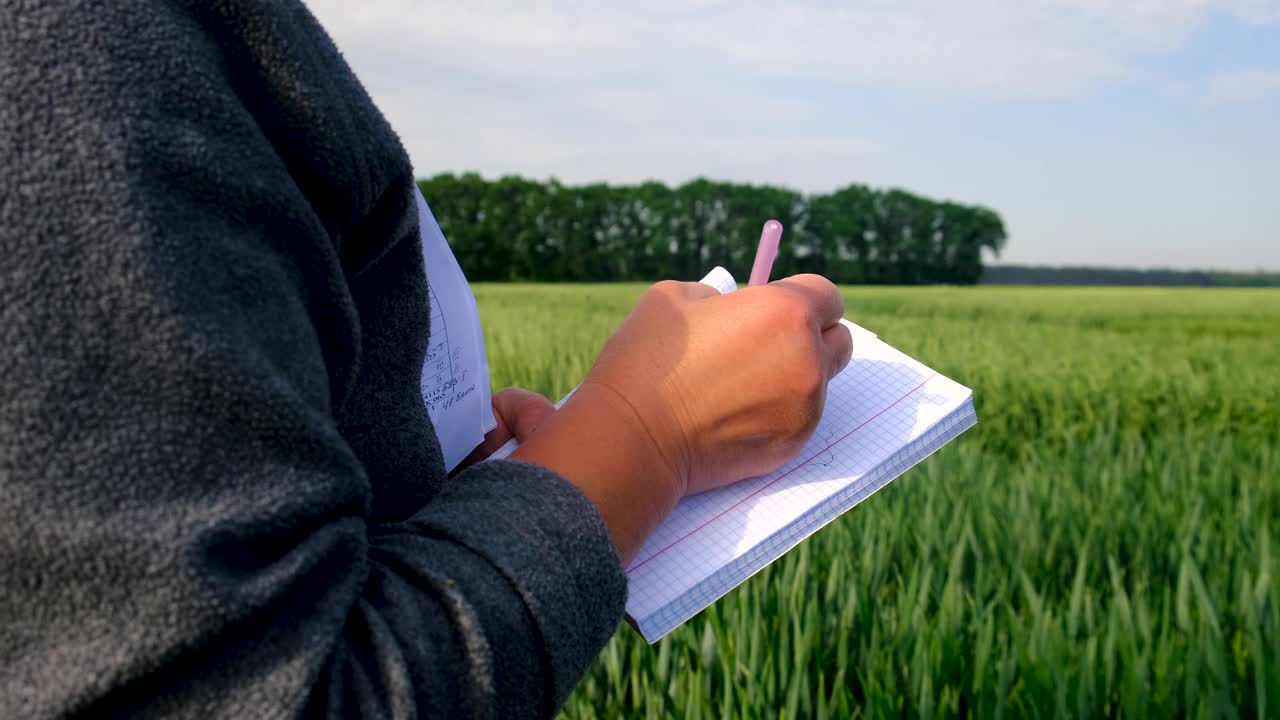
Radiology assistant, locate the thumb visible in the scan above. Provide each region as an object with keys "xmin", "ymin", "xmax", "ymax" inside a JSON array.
[
  {"xmin": 492, "ymin": 386, "xmax": 555, "ymax": 442},
  {"xmin": 451, "ymin": 387, "xmax": 555, "ymax": 477}
]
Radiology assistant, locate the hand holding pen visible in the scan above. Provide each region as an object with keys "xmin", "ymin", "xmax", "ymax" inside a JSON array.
[{"xmin": 512, "ymin": 218, "xmax": 852, "ymax": 561}]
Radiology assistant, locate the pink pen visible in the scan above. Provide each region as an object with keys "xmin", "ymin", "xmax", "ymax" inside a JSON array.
[{"xmin": 748, "ymin": 219, "xmax": 783, "ymax": 286}]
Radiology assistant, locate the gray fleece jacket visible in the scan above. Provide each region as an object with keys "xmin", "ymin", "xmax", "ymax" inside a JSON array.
[{"xmin": 0, "ymin": 1, "xmax": 627, "ymax": 718}]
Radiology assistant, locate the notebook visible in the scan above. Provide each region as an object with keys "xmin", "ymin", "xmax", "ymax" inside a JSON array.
[{"xmin": 491, "ymin": 268, "xmax": 976, "ymax": 642}]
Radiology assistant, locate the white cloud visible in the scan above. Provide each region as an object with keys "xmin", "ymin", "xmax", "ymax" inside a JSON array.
[
  {"xmin": 1207, "ymin": 68, "xmax": 1280, "ymax": 102},
  {"xmin": 301, "ymin": 0, "xmax": 1278, "ymax": 191},
  {"xmin": 310, "ymin": 0, "xmax": 1276, "ymax": 94}
]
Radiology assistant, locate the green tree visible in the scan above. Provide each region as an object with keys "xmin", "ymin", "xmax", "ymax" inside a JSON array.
[{"xmin": 415, "ymin": 173, "xmax": 1006, "ymax": 285}]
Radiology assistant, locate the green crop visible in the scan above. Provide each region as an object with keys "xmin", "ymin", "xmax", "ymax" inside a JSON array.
[{"xmin": 474, "ymin": 284, "xmax": 1280, "ymax": 719}]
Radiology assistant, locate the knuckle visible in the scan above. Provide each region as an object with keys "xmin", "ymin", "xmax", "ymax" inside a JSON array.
[
  {"xmin": 811, "ymin": 273, "xmax": 840, "ymax": 292},
  {"xmin": 650, "ymin": 278, "xmax": 701, "ymax": 299},
  {"xmin": 649, "ymin": 279, "xmax": 684, "ymax": 299},
  {"xmin": 800, "ymin": 273, "xmax": 845, "ymax": 311},
  {"xmin": 826, "ymin": 284, "xmax": 847, "ymax": 315},
  {"xmin": 769, "ymin": 293, "xmax": 815, "ymax": 333}
]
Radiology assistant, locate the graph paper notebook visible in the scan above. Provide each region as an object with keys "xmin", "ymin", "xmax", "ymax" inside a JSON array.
[{"xmin": 492, "ymin": 267, "xmax": 976, "ymax": 642}]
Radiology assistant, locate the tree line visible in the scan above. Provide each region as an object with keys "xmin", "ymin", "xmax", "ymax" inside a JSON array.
[
  {"xmin": 982, "ymin": 265, "xmax": 1280, "ymax": 287},
  {"xmin": 417, "ymin": 174, "xmax": 1007, "ymax": 284}
]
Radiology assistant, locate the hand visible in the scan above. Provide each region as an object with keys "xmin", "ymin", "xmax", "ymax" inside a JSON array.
[
  {"xmin": 512, "ymin": 275, "xmax": 851, "ymax": 562},
  {"xmin": 582, "ymin": 275, "xmax": 852, "ymax": 497},
  {"xmin": 451, "ymin": 387, "xmax": 555, "ymax": 476}
]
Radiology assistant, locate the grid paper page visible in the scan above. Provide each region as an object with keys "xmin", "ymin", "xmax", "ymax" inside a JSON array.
[
  {"xmin": 625, "ymin": 336, "xmax": 974, "ymax": 640},
  {"xmin": 633, "ymin": 396, "xmax": 975, "ymax": 641}
]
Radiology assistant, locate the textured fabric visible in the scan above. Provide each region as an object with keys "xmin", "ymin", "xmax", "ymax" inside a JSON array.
[{"xmin": 0, "ymin": 1, "xmax": 627, "ymax": 718}]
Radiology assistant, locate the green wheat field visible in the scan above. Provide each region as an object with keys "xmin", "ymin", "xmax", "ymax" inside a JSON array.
[{"xmin": 475, "ymin": 284, "xmax": 1280, "ymax": 719}]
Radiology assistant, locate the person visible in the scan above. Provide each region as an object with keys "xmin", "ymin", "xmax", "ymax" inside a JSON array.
[{"xmin": 0, "ymin": 1, "xmax": 852, "ymax": 718}]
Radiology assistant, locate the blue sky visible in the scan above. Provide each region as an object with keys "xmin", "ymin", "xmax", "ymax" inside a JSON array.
[{"xmin": 305, "ymin": 1, "xmax": 1279, "ymax": 271}]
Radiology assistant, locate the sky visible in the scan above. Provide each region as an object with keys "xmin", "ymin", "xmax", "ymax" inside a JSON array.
[{"xmin": 303, "ymin": 0, "xmax": 1280, "ymax": 271}]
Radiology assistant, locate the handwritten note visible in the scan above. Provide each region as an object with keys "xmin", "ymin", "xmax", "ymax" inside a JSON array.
[{"xmin": 416, "ymin": 188, "xmax": 497, "ymax": 471}]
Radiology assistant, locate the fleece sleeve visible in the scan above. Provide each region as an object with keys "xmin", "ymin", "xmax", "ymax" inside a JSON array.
[{"xmin": 0, "ymin": 1, "xmax": 626, "ymax": 718}]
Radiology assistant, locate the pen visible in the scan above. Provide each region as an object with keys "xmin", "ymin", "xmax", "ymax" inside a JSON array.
[{"xmin": 748, "ymin": 219, "xmax": 783, "ymax": 286}]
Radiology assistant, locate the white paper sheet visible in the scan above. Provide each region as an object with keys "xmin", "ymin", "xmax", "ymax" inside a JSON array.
[{"xmin": 416, "ymin": 188, "xmax": 497, "ymax": 471}]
